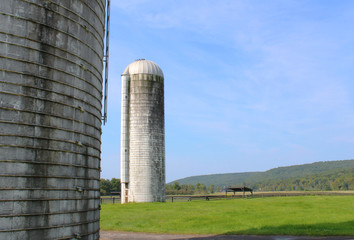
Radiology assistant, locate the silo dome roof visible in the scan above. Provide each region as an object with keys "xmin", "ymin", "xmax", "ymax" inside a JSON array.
[{"xmin": 122, "ymin": 59, "xmax": 164, "ymax": 77}]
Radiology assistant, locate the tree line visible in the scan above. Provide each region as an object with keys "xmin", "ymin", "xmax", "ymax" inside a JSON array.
[
  {"xmin": 100, "ymin": 178, "xmax": 121, "ymax": 196},
  {"xmin": 99, "ymin": 178, "xmax": 217, "ymax": 196},
  {"xmin": 165, "ymin": 182, "xmax": 217, "ymax": 195},
  {"xmin": 248, "ymin": 168, "xmax": 353, "ymax": 191},
  {"xmin": 100, "ymin": 167, "xmax": 353, "ymax": 195}
]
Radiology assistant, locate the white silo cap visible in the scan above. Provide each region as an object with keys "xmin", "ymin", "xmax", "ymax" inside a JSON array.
[{"xmin": 122, "ymin": 59, "xmax": 164, "ymax": 77}]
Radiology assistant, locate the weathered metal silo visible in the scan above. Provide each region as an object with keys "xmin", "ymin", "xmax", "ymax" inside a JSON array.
[
  {"xmin": 121, "ymin": 59, "xmax": 165, "ymax": 203},
  {"xmin": 0, "ymin": 0, "xmax": 107, "ymax": 239}
]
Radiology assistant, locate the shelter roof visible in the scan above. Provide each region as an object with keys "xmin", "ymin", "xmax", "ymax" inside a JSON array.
[{"xmin": 226, "ymin": 187, "xmax": 253, "ymax": 192}]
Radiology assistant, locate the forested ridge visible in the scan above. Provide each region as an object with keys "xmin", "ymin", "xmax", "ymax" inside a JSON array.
[
  {"xmin": 250, "ymin": 167, "xmax": 353, "ymax": 191},
  {"xmin": 169, "ymin": 160, "xmax": 354, "ymax": 193},
  {"xmin": 101, "ymin": 160, "xmax": 354, "ymax": 195}
]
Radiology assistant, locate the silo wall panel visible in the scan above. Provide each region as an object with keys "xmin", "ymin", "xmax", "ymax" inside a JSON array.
[
  {"xmin": 0, "ymin": 0, "xmax": 106, "ymax": 239},
  {"xmin": 129, "ymin": 74, "xmax": 165, "ymax": 202}
]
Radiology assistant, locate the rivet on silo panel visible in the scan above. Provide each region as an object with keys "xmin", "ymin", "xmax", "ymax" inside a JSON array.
[
  {"xmin": 78, "ymin": 106, "xmax": 85, "ymax": 112},
  {"xmin": 76, "ymin": 187, "xmax": 83, "ymax": 193},
  {"xmin": 76, "ymin": 141, "xmax": 83, "ymax": 147},
  {"xmin": 83, "ymin": 25, "xmax": 89, "ymax": 33},
  {"xmin": 80, "ymin": 63, "xmax": 87, "ymax": 71},
  {"xmin": 43, "ymin": 0, "xmax": 51, "ymax": 8},
  {"xmin": 74, "ymin": 233, "xmax": 82, "ymax": 239}
]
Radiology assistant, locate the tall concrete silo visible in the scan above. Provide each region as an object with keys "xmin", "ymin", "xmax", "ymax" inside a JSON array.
[
  {"xmin": 121, "ymin": 59, "xmax": 165, "ymax": 203},
  {"xmin": 0, "ymin": 0, "xmax": 107, "ymax": 239}
]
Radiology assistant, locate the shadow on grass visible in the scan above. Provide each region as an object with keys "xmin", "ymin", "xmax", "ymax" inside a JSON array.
[{"xmin": 188, "ymin": 221, "xmax": 354, "ymax": 240}]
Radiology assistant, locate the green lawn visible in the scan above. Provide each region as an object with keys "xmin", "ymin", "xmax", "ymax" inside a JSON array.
[{"xmin": 100, "ymin": 196, "xmax": 354, "ymax": 236}]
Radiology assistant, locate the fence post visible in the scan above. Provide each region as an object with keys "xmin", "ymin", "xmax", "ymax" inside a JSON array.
[
  {"xmin": 172, "ymin": 197, "xmax": 173, "ymax": 203},
  {"xmin": 113, "ymin": 197, "xmax": 115, "ymax": 204}
]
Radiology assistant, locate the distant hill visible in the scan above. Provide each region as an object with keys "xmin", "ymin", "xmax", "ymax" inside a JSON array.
[{"xmin": 170, "ymin": 160, "xmax": 354, "ymax": 189}]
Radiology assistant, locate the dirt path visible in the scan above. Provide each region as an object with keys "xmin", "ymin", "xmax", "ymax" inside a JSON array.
[{"xmin": 100, "ymin": 231, "xmax": 354, "ymax": 240}]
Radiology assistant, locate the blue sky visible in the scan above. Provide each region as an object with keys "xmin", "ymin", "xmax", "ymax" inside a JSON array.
[{"xmin": 101, "ymin": 0, "xmax": 354, "ymax": 182}]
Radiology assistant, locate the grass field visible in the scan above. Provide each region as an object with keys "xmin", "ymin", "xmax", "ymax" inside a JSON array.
[{"xmin": 100, "ymin": 195, "xmax": 354, "ymax": 236}]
